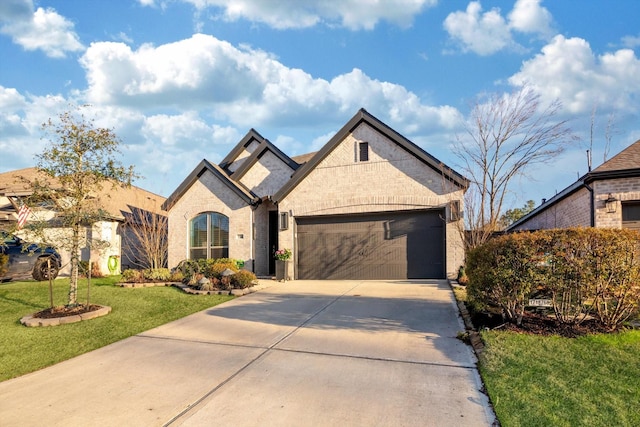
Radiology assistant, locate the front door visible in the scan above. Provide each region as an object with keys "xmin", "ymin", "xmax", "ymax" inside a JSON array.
[{"xmin": 268, "ymin": 211, "xmax": 279, "ymax": 275}]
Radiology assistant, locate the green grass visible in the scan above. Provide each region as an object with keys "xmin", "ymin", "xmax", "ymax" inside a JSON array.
[
  {"xmin": 0, "ymin": 276, "xmax": 233, "ymax": 382},
  {"xmin": 480, "ymin": 329, "xmax": 640, "ymax": 427}
]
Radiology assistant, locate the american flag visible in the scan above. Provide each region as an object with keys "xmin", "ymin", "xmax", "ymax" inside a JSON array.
[{"xmin": 17, "ymin": 204, "xmax": 31, "ymax": 229}]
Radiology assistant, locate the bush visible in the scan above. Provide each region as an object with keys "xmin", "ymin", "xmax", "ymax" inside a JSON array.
[
  {"xmin": 208, "ymin": 262, "xmax": 239, "ymax": 279},
  {"xmin": 196, "ymin": 277, "xmax": 218, "ymax": 291},
  {"xmin": 121, "ymin": 269, "xmax": 144, "ymax": 283},
  {"xmin": 231, "ymin": 270, "xmax": 257, "ymax": 289},
  {"xmin": 142, "ymin": 268, "xmax": 171, "ymax": 282},
  {"xmin": 467, "ymin": 227, "xmax": 640, "ymax": 330},
  {"xmin": 168, "ymin": 270, "xmax": 183, "ymax": 283},
  {"xmin": 78, "ymin": 260, "xmax": 105, "ymax": 278},
  {"xmin": 466, "ymin": 232, "xmax": 540, "ymax": 325},
  {"xmin": 173, "ymin": 258, "xmax": 242, "ymax": 285}
]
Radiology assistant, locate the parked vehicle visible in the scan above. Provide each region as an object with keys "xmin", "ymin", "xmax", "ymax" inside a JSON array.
[{"xmin": 0, "ymin": 231, "xmax": 61, "ymax": 281}]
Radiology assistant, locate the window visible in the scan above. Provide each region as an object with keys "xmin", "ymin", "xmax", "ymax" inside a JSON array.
[
  {"xmin": 189, "ymin": 212, "xmax": 229, "ymax": 259},
  {"xmin": 622, "ymin": 202, "xmax": 640, "ymax": 230},
  {"xmin": 359, "ymin": 142, "xmax": 369, "ymax": 162},
  {"xmin": 449, "ymin": 200, "xmax": 462, "ymax": 221}
]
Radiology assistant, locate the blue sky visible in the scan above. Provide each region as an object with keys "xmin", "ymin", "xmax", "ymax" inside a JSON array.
[{"xmin": 1, "ymin": 0, "xmax": 639, "ymax": 211}]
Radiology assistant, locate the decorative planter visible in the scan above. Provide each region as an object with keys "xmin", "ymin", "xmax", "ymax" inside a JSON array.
[{"xmin": 275, "ymin": 260, "xmax": 289, "ymax": 282}]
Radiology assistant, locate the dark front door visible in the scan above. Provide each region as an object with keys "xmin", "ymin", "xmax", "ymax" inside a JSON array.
[{"xmin": 268, "ymin": 211, "xmax": 279, "ymax": 275}]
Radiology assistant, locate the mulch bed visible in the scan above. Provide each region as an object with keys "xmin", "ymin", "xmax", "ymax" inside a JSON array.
[
  {"xmin": 33, "ymin": 304, "xmax": 102, "ymax": 319},
  {"xmin": 472, "ymin": 310, "xmax": 612, "ymax": 338}
]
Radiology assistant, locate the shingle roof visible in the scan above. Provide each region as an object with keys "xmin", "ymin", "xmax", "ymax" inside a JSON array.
[
  {"xmin": 593, "ymin": 139, "xmax": 640, "ymax": 172},
  {"xmin": 290, "ymin": 152, "xmax": 317, "ymax": 165},
  {"xmin": 0, "ymin": 167, "xmax": 165, "ymax": 220},
  {"xmin": 161, "ymin": 159, "xmax": 259, "ymax": 211}
]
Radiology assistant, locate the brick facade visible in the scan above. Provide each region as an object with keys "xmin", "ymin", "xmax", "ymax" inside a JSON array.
[
  {"xmin": 278, "ymin": 123, "xmax": 465, "ymax": 279},
  {"xmin": 510, "ymin": 177, "xmax": 640, "ymax": 232},
  {"xmin": 511, "ymin": 187, "xmax": 591, "ymax": 231},
  {"xmin": 594, "ymin": 177, "xmax": 640, "ymax": 227},
  {"xmin": 167, "ymin": 170, "xmax": 254, "ymax": 270},
  {"xmin": 165, "ymin": 109, "xmax": 468, "ymax": 279}
]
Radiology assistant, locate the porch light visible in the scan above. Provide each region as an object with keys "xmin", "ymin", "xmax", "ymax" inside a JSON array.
[{"xmin": 605, "ymin": 193, "xmax": 618, "ymax": 213}]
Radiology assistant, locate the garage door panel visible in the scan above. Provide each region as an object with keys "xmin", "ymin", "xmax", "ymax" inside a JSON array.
[{"xmin": 296, "ymin": 210, "xmax": 444, "ymax": 280}]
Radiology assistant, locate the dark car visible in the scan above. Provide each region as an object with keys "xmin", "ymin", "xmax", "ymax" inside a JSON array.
[{"xmin": 0, "ymin": 232, "xmax": 61, "ymax": 281}]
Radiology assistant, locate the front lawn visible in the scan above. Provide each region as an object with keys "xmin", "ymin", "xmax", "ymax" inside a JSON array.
[
  {"xmin": 480, "ymin": 329, "xmax": 640, "ymax": 427},
  {"xmin": 0, "ymin": 276, "xmax": 233, "ymax": 382}
]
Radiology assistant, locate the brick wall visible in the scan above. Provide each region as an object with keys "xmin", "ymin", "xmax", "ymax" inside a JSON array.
[
  {"xmin": 226, "ymin": 140, "xmax": 260, "ymax": 173},
  {"xmin": 238, "ymin": 151, "xmax": 295, "ymax": 197},
  {"xmin": 511, "ymin": 176, "xmax": 640, "ymax": 231},
  {"xmin": 167, "ymin": 170, "xmax": 254, "ymax": 270},
  {"xmin": 511, "ymin": 187, "xmax": 591, "ymax": 231},
  {"xmin": 278, "ymin": 123, "xmax": 466, "ymax": 278},
  {"xmin": 594, "ymin": 177, "xmax": 640, "ymax": 227}
]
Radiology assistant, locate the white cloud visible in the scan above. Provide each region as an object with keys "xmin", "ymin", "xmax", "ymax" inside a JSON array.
[
  {"xmin": 509, "ymin": 35, "xmax": 640, "ymax": 114},
  {"xmin": 443, "ymin": 2, "xmax": 513, "ymax": 56},
  {"xmin": 622, "ymin": 34, "xmax": 640, "ymax": 49},
  {"xmin": 142, "ymin": 111, "xmax": 239, "ymax": 147},
  {"xmin": 0, "ymin": 0, "xmax": 84, "ymax": 58},
  {"xmin": 80, "ymin": 34, "xmax": 461, "ymax": 133},
  {"xmin": 444, "ymin": 0, "xmax": 553, "ymax": 56},
  {"xmin": 151, "ymin": 0, "xmax": 437, "ymax": 30},
  {"xmin": 508, "ymin": 0, "xmax": 553, "ymax": 38}
]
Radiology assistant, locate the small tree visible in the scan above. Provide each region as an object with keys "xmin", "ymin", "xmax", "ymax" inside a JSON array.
[
  {"xmin": 28, "ymin": 106, "xmax": 135, "ymax": 307},
  {"xmin": 499, "ymin": 200, "xmax": 536, "ymax": 229},
  {"xmin": 454, "ymin": 85, "xmax": 575, "ymax": 249},
  {"xmin": 121, "ymin": 207, "xmax": 168, "ymax": 270}
]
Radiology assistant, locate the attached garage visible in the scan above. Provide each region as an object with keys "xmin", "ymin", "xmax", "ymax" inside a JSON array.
[{"xmin": 296, "ymin": 209, "xmax": 445, "ymax": 280}]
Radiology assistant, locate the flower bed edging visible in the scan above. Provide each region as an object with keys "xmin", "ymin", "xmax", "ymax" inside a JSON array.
[{"xmin": 20, "ymin": 305, "xmax": 112, "ymax": 327}]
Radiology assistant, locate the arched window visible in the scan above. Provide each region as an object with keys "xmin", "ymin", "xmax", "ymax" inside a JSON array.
[{"xmin": 189, "ymin": 212, "xmax": 229, "ymax": 260}]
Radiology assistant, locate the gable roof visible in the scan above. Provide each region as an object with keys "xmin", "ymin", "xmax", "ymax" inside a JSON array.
[
  {"xmin": 230, "ymin": 139, "xmax": 300, "ymax": 181},
  {"xmin": 291, "ymin": 152, "xmax": 317, "ymax": 165},
  {"xmin": 219, "ymin": 128, "xmax": 267, "ymax": 172},
  {"xmin": 506, "ymin": 139, "xmax": 640, "ymax": 231},
  {"xmin": 0, "ymin": 167, "xmax": 165, "ymax": 220},
  {"xmin": 162, "ymin": 159, "xmax": 259, "ymax": 211},
  {"xmin": 272, "ymin": 108, "xmax": 468, "ymax": 203},
  {"xmin": 593, "ymin": 139, "xmax": 640, "ymax": 173}
]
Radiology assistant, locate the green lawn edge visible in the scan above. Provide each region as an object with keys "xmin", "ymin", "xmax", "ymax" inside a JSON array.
[{"xmin": 0, "ymin": 276, "xmax": 233, "ymax": 382}]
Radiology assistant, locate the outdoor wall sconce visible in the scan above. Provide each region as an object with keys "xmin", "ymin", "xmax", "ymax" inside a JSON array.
[{"xmin": 605, "ymin": 193, "xmax": 618, "ymax": 213}]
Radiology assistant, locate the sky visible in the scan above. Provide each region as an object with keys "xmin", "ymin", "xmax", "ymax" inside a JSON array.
[{"xmin": 1, "ymin": 0, "xmax": 639, "ymax": 212}]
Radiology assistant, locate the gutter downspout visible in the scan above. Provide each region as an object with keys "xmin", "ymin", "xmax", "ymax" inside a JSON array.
[{"xmin": 583, "ymin": 181, "xmax": 595, "ymax": 227}]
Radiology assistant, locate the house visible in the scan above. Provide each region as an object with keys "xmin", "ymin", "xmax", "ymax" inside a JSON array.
[
  {"xmin": 0, "ymin": 167, "xmax": 166, "ymax": 275},
  {"xmin": 163, "ymin": 109, "xmax": 468, "ymax": 280},
  {"xmin": 508, "ymin": 139, "xmax": 640, "ymax": 232}
]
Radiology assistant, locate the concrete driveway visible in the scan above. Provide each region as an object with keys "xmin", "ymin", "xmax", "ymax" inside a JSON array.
[{"xmin": 0, "ymin": 280, "xmax": 496, "ymax": 426}]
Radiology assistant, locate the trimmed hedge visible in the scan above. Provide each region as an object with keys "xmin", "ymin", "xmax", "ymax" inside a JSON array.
[{"xmin": 466, "ymin": 228, "xmax": 640, "ymax": 330}]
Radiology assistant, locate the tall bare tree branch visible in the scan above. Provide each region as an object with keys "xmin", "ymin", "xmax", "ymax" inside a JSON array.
[{"xmin": 453, "ymin": 85, "xmax": 576, "ymax": 249}]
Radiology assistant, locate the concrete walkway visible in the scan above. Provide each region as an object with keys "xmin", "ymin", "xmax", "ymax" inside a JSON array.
[{"xmin": 0, "ymin": 280, "xmax": 496, "ymax": 426}]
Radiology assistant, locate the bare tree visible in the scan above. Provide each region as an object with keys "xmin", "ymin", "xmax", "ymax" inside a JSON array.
[
  {"xmin": 121, "ymin": 207, "xmax": 168, "ymax": 270},
  {"xmin": 453, "ymin": 85, "xmax": 575, "ymax": 249}
]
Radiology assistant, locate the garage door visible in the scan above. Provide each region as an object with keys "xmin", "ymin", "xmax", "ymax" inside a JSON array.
[{"xmin": 296, "ymin": 210, "xmax": 445, "ymax": 280}]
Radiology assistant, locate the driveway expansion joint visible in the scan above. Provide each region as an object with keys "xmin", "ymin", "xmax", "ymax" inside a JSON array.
[{"xmin": 164, "ymin": 281, "xmax": 364, "ymax": 426}]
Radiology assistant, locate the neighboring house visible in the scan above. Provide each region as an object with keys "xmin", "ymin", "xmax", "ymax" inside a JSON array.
[
  {"xmin": 0, "ymin": 167, "xmax": 166, "ymax": 275},
  {"xmin": 163, "ymin": 109, "xmax": 468, "ymax": 280},
  {"xmin": 508, "ymin": 139, "xmax": 640, "ymax": 232}
]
